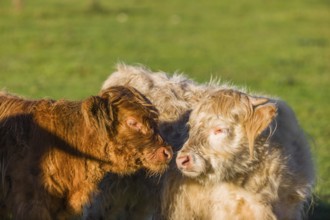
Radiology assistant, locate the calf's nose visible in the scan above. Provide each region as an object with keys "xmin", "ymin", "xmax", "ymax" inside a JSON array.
[
  {"xmin": 176, "ymin": 154, "xmax": 193, "ymax": 170},
  {"xmin": 156, "ymin": 146, "xmax": 173, "ymax": 162}
]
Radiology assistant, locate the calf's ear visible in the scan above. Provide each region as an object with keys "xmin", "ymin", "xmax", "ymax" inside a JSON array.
[
  {"xmin": 245, "ymin": 98, "xmax": 277, "ymax": 158},
  {"xmin": 82, "ymin": 96, "xmax": 114, "ymax": 130},
  {"xmin": 249, "ymin": 96, "xmax": 268, "ymax": 106}
]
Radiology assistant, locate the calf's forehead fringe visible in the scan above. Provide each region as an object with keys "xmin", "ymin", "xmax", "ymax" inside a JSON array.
[
  {"xmin": 192, "ymin": 89, "xmax": 253, "ymax": 123},
  {"xmin": 100, "ymin": 86, "xmax": 159, "ymax": 120}
]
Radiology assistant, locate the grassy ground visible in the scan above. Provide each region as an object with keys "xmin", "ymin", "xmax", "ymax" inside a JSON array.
[{"xmin": 0, "ymin": 0, "xmax": 329, "ymax": 218}]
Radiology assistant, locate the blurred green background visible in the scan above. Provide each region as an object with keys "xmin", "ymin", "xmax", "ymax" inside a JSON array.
[{"xmin": 0, "ymin": 0, "xmax": 329, "ymax": 218}]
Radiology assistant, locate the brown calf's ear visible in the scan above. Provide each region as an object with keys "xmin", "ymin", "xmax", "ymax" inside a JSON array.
[
  {"xmin": 82, "ymin": 96, "xmax": 114, "ymax": 129},
  {"xmin": 245, "ymin": 99, "xmax": 277, "ymax": 158}
]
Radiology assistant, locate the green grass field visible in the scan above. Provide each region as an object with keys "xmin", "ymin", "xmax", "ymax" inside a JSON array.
[{"xmin": 0, "ymin": 0, "xmax": 329, "ymax": 218}]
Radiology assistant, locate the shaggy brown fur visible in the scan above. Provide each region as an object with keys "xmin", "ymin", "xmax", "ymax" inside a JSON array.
[
  {"xmin": 0, "ymin": 86, "xmax": 172, "ymax": 220},
  {"xmin": 86, "ymin": 64, "xmax": 314, "ymax": 220}
]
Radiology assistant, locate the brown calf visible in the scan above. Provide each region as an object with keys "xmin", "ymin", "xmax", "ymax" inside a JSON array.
[{"xmin": 0, "ymin": 86, "xmax": 172, "ymax": 220}]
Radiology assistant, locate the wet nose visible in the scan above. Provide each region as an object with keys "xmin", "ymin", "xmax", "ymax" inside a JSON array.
[
  {"xmin": 176, "ymin": 154, "xmax": 193, "ymax": 170},
  {"xmin": 156, "ymin": 146, "xmax": 173, "ymax": 162}
]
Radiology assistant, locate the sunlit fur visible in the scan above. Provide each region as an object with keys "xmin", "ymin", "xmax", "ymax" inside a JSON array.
[
  {"xmin": 87, "ymin": 64, "xmax": 314, "ymax": 220},
  {"xmin": 164, "ymin": 89, "xmax": 314, "ymax": 219},
  {"xmin": 0, "ymin": 86, "xmax": 172, "ymax": 220}
]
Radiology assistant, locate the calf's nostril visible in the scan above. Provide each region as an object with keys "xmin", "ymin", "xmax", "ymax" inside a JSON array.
[
  {"xmin": 182, "ymin": 156, "xmax": 190, "ymax": 165},
  {"xmin": 163, "ymin": 148, "xmax": 172, "ymax": 161},
  {"xmin": 156, "ymin": 146, "xmax": 173, "ymax": 162},
  {"xmin": 176, "ymin": 155, "xmax": 191, "ymax": 168}
]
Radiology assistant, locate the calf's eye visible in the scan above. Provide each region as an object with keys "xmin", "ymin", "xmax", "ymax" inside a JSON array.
[
  {"xmin": 214, "ymin": 128, "xmax": 223, "ymax": 135},
  {"xmin": 212, "ymin": 127, "xmax": 228, "ymax": 135},
  {"xmin": 126, "ymin": 117, "xmax": 144, "ymax": 133}
]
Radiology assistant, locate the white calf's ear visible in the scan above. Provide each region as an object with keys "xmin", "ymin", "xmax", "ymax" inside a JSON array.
[
  {"xmin": 245, "ymin": 102, "xmax": 277, "ymax": 158},
  {"xmin": 249, "ymin": 96, "xmax": 269, "ymax": 106},
  {"xmin": 126, "ymin": 117, "xmax": 144, "ymax": 133}
]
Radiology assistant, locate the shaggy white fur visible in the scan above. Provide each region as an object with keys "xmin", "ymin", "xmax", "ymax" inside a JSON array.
[{"xmin": 84, "ymin": 64, "xmax": 314, "ymax": 220}]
